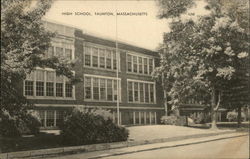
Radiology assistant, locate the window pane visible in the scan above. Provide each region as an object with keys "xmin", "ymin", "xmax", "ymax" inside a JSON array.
[
  {"xmin": 93, "ymin": 78, "xmax": 99, "ymax": 100},
  {"xmin": 56, "ymin": 83, "xmax": 63, "ymax": 97},
  {"xmin": 149, "ymin": 59, "xmax": 153, "ymax": 74},
  {"xmin": 139, "ymin": 83, "xmax": 144, "ymax": 103},
  {"xmin": 128, "ymin": 81, "xmax": 133, "ymax": 102},
  {"xmin": 47, "ymin": 110, "xmax": 54, "ymax": 127},
  {"xmin": 145, "ymin": 83, "xmax": 149, "ymax": 103},
  {"xmin": 127, "ymin": 54, "xmax": 132, "ymax": 72},
  {"xmin": 46, "ymin": 82, "xmax": 54, "ymax": 96},
  {"xmin": 85, "ymin": 47, "xmax": 91, "ymax": 66},
  {"xmin": 92, "ymin": 47, "xmax": 98, "ymax": 67},
  {"xmin": 84, "ymin": 77, "xmax": 91, "ymax": 99},
  {"xmin": 99, "ymin": 49, "xmax": 105, "ymax": 68},
  {"xmin": 144, "ymin": 58, "xmax": 148, "ymax": 74},
  {"xmin": 65, "ymin": 83, "xmax": 72, "ymax": 97},
  {"xmin": 47, "ymin": 71, "xmax": 54, "ymax": 82},
  {"xmin": 47, "ymin": 46, "xmax": 54, "ymax": 58},
  {"xmin": 106, "ymin": 50, "xmax": 112, "ymax": 69},
  {"xmin": 107, "ymin": 79, "xmax": 113, "ymax": 101},
  {"xmin": 113, "ymin": 80, "xmax": 118, "ymax": 101},
  {"xmin": 56, "ymin": 110, "xmax": 64, "ymax": 126},
  {"xmin": 100, "ymin": 79, "xmax": 106, "ymax": 100},
  {"xmin": 133, "ymin": 56, "xmax": 137, "ymax": 73},
  {"xmin": 138, "ymin": 57, "xmax": 143, "ymax": 73},
  {"xmin": 25, "ymin": 81, "xmax": 33, "ymax": 96},
  {"xmin": 65, "ymin": 48, "xmax": 72, "ymax": 60},
  {"xmin": 150, "ymin": 84, "xmax": 154, "ymax": 103},
  {"xmin": 134, "ymin": 82, "xmax": 139, "ymax": 102},
  {"xmin": 38, "ymin": 110, "xmax": 45, "ymax": 127},
  {"xmin": 36, "ymin": 81, "xmax": 44, "ymax": 96},
  {"xmin": 36, "ymin": 70, "xmax": 44, "ymax": 81},
  {"xmin": 113, "ymin": 51, "xmax": 117, "ymax": 70},
  {"xmin": 55, "ymin": 47, "xmax": 63, "ymax": 56}
]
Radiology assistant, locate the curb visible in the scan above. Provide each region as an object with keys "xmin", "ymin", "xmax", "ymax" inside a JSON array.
[
  {"xmin": 89, "ymin": 133, "xmax": 248, "ymax": 159},
  {"xmin": 0, "ymin": 130, "xmax": 238, "ymax": 159}
]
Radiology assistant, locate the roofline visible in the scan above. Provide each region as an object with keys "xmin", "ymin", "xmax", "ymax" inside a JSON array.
[{"xmin": 42, "ymin": 18, "xmax": 157, "ymax": 53}]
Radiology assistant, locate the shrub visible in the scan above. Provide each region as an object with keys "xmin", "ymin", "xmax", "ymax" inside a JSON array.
[
  {"xmin": 0, "ymin": 110, "xmax": 41, "ymax": 137},
  {"xmin": 226, "ymin": 111, "xmax": 245, "ymax": 122},
  {"xmin": 161, "ymin": 115, "xmax": 187, "ymax": 126},
  {"xmin": 59, "ymin": 107, "xmax": 129, "ymax": 145}
]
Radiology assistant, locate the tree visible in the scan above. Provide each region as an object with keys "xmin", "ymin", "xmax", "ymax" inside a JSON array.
[
  {"xmin": 1, "ymin": 0, "xmax": 75, "ymax": 136},
  {"xmin": 155, "ymin": 0, "xmax": 249, "ymax": 129}
]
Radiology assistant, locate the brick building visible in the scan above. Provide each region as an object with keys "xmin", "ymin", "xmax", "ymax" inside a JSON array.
[{"xmin": 23, "ymin": 20, "xmax": 165, "ymax": 129}]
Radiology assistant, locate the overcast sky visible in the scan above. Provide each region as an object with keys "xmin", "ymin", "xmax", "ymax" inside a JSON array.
[{"xmin": 44, "ymin": 0, "xmax": 208, "ymax": 50}]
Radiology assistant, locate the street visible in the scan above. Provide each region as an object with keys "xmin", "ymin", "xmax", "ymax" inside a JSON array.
[{"xmin": 102, "ymin": 136, "xmax": 249, "ymax": 159}]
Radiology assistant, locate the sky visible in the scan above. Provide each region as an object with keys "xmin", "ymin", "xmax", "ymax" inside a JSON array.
[{"xmin": 44, "ymin": 0, "xmax": 208, "ymax": 51}]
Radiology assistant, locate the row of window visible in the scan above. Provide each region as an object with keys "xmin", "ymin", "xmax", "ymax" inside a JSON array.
[
  {"xmin": 84, "ymin": 76, "xmax": 121, "ymax": 101},
  {"xmin": 38, "ymin": 110, "xmax": 64, "ymax": 127},
  {"xmin": 128, "ymin": 81, "xmax": 155, "ymax": 103},
  {"xmin": 121, "ymin": 111, "xmax": 157, "ymax": 125},
  {"xmin": 127, "ymin": 54, "xmax": 154, "ymax": 75},
  {"xmin": 45, "ymin": 45, "xmax": 73, "ymax": 60},
  {"xmin": 24, "ymin": 70, "xmax": 74, "ymax": 98},
  {"xmin": 84, "ymin": 46, "xmax": 120, "ymax": 70}
]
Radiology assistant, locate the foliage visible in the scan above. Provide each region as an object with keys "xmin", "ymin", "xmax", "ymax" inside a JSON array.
[
  {"xmin": 161, "ymin": 115, "xmax": 187, "ymax": 126},
  {"xmin": 0, "ymin": 110, "xmax": 41, "ymax": 137},
  {"xmin": 60, "ymin": 107, "xmax": 129, "ymax": 145},
  {"xmin": 226, "ymin": 111, "xmax": 246, "ymax": 122},
  {"xmin": 1, "ymin": 0, "xmax": 75, "ymax": 136},
  {"xmin": 155, "ymin": 0, "xmax": 250, "ymax": 128}
]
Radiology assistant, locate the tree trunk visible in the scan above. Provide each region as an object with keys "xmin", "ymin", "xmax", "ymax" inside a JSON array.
[
  {"xmin": 211, "ymin": 88, "xmax": 218, "ymax": 129},
  {"xmin": 237, "ymin": 105, "xmax": 242, "ymax": 128}
]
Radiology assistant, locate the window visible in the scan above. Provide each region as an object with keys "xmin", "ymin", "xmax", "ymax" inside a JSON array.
[
  {"xmin": 25, "ymin": 81, "xmax": 33, "ymax": 96},
  {"xmin": 65, "ymin": 48, "xmax": 72, "ymax": 60},
  {"xmin": 99, "ymin": 49, "xmax": 105, "ymax": 68},
  {"xmin": 85, "ymin": 46, "xmax": 91, "ymax": 66},
  {"xmin": 93, "ymin": 78, "xmax": 99, "ymax": 100},
  {"xmin": 127, "ymin": 54, "xmax": 132, "ymax": 72},
  {"xmin": 84, "ymin": 77, "xmax": 91, "ymax": 99},
  {"xmin": 144, "ymin": 58, "xmax": 148, "ymax": 74},
  {"xmin": 36, "ymin": 70, "xmax": 44, "ymax": 96},
  {"xmin": 84, "ymin": 46, "xmax": 119, "ymax": 71},
  {"xmin": 128, "ymin": 81, "xmax": 133, "ymax": 102},
  {"xmin": 100, "ymin": 79, "xmax": 106, "ymax": 100},
  {"xmin": 92, "ymin": 47, "xmax": 98, "ymax": 67},
  {"xmin": 56, "ymin": 111, "xmax": 64, "ymax": 126},
  {"xmin": 133, "ymin": 56, "xmax": 138, "ymax": 73},
  {"xmin": 46, "ymin": 71, "xmax": 54, "ymax": 96},
  {"xmin": 107, "ymin": 79, "xmax": 113, "ymax": 101},
  {"xmin": 38, "ymin": 110, "xmax": 64, "ymax": 128},
  {"xmin": 127, "ymin": 53, "xmax": 154, "ymax": 75},
  {"xmin": 138, "ymin": 57, "xmax": 143, "ymax": 73},
  {"xmin": 84, "ymin": 75, "xmax": 120, "ymax": 102},
  {"xmin": 149, "ymin": 59, "xmax": 153, "ymax": 74},
  {"xmin": 24, "ymin": 69, "xmax": 74, "ymax": 99},
  {"xmin": 134, "ymin": 82, "xmax": 139, "ymax": 102},
  {"xmin": 65, "ymin": 83, "xmax": 72, "ymax": 97},
  {"xmin": 38, "ymin": 111, "xmax": 45, "ymax": 127},
  {"xmin": 127, "ymin": 80, "xmax": 155, "ymax": 103},
  {"xmin": 106, "ymin": 50, "xmax": 112, "ymax": 69}
]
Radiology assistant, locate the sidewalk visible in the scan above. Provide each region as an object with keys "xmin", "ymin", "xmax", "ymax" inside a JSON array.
[{"xmin": 0, "ymin": 125, "xmax": 244, "ymax": 159}]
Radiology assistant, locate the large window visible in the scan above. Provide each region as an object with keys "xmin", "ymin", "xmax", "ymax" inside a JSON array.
[
  {"xmin": 127, "ymin": 53, "xmax": 154, "ymax": 75},
  {"xmin": 127, "ymin": 80, "xmax": 155, "ymax": 104},
  {"xmin": 24, "ymin": 69, "xmax": 74, "ymax": 99},
  {"xmin": 84, "ymin": 45, "xmax": 120, "ymax": 71},
  {"xmin": 38, "ymin": 110, "xmax": 64, "ymax": 128},
  {"xmin": 84, "ymin": 75, "xmax": 121, "ymax": 102}
]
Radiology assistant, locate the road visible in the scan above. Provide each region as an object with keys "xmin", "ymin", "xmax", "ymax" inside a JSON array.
[{"xmin": 102, "ymin": 135, "xmax": 249, "ymax": 159}]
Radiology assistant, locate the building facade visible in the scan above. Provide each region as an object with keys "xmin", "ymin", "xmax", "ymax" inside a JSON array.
[{"xmin": 22, "ymin": 20, "xmax": 165, "ymax": 129}]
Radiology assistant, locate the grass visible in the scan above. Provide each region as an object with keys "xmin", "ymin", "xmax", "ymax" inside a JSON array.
[{"xmin": 0, "ymin": 132, "xmax": 63, "ymax": 153}]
